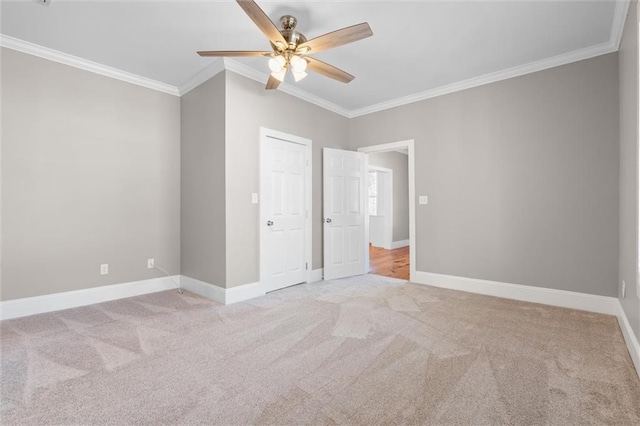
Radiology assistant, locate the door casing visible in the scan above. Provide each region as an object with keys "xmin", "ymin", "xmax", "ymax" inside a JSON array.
[
  {"xmin": 358, "ymin": 140, "xmax": 416, "ymax": 282},
  {"xmin": 259, "ymin": 127, "xmax": 312, "ymax": 291}
]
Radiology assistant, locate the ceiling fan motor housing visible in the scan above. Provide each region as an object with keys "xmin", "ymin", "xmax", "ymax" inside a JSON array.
[
  {"xmin": 197, "ymin": 1, "xmax": 372, "ymax": 89},
  {"xmin": 271, "ymin": 15, "xmax": 307, "ymax": 51}
]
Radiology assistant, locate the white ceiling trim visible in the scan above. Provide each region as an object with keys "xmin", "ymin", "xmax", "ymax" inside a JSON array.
[
  {"xmin": 348, "ymin": 40, "xmax": 617, "ymax": 118},
  {"xmin": 178, "ymin": 56, "xmax": 350, "ymax": 116},
  {"xmin": 178, "ymin": 59, "xmax": 226, "ymax": 95},
  {"xmin": 0, "ymin": 0, "xmax": 630, "ymax": 118},
  {"xmin": 222, "ymin": 58, "xmax": 351, "ymax": 117},
  {"xmin": 0, "ymin": 34, "xmax": 180, "ymax": 96},
  {"xmin": 611, "ymin": 0, "xmax": 631, "ymax": 50}
]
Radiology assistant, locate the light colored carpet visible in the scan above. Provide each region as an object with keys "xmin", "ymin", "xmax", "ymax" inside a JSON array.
[{"xmin": 1, "ymin": 274, "xmax": 639, "ymax": 425}]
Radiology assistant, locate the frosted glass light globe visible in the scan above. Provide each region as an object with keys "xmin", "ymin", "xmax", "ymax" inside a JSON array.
[
  {"xmin": 268, "ymin": 55, "xmax": 286, "ymax": 73},
  {"xmin": 290, "ymin": 55, "xmax": 308, "ymax": 73}
]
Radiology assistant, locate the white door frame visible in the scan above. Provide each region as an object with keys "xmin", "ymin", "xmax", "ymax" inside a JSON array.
[
  {"xmin": 358, "ymin": 140, "xmax": 416, "ymax": 282},
  {"xmin": 259, "ymin": 127, "xmax": 313, "ymax": 289},
  {"xmin": 368, "ymin": 165, "xmax": 393, "ymax": 250}
]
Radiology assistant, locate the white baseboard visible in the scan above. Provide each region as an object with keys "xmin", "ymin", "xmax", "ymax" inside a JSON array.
[
  {"xmin": 0, "ymin": 272, "xmax": 314, "ymax": 321},
  {"xmin": 412, "ymin": 271, "xmax": 620, "ymax": 315},
  {"xmin": 390, "ymin": 239, "xmax": 410, "ymax": 249},
  {"xmin": 309, "ymin": 268, "xmax": 323, "ymax": 283},
  {"xmin": 178, "ymin": 275, "xmax": 226, "ymax": 304},
  {"xmin": 413, "ymin": 270, "xmax": 639, "ymax": 378},
  {"xmin": 0, "ymin": 276, "xmax": 180, "ymax": 321},
  {"xmin": 615, "ymin": 302, "xmax": 640, "ymax": 379},
  {"xmin": 178, "ymin": 275, "xmax": 264, "ymax": 305},
  {"xmin": 225, "ymin": 281, "xmax": 264, "ymax": 304}
]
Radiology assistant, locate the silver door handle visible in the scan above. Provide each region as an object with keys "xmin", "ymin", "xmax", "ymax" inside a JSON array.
[{"xmin": 267, "ymin": 220, "xmax": 273, "ymax": 226}]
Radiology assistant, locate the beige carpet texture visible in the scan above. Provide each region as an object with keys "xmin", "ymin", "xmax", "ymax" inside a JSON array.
[{"xmin": 1, "ymin": 274, "xmax": 639, "ymax": 425}]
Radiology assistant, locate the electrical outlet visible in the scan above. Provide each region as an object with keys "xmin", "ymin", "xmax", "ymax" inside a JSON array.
[
  {"xmin": 621, "ymin": 280, "xmax": 626, "ymax": 298},
  {"xmin": 419, "ymin": 195, "xmax": 429, "ymax": 205},
  {"xmin": 100, "ymin": 264, "xmax": 109, "ymax": 275},
  {"xmin": 251, "ymin": 193, "xmax": 259, "ymax": 204},
  {"xmin": 147, "ymin": 258, "xmax": 155, "ymax": 269}
]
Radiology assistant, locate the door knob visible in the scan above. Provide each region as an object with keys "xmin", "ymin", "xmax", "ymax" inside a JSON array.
[
  {"xmin": 267, "ymin": 220, "xmax": 273, "ymax": 226},
  {"xmin": 324, "ymin": 218, "xmax": 332, "ymax": 223}
]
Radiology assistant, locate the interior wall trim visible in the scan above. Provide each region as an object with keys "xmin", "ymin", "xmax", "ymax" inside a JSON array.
[
  {"xmin": 611, "ymin": 0, "xmax": 632, "ymax": 49},
  {"xmin": 413, "ymin": 270, "xmax": 639, "ymax": 378},
  {"xmin": 179, "ymin": 275, "xmax": 265, "ymax": 305},
  {"xmin": 0, "ymin": 34, "xmax": 180, "ymax": 96},
  {"xmin": 310, "ymin": 268, "xmax": 324, "ymax": 283},
  {"xmin": 225, "ymin": 281, "xmax": 264, "ymax": 304},
  {"xmin": 358, "ymin": 140, "xmax": 417, "ymax": 282},
  {"xmin": 413, "ymin": 270, "xmax": 619, "ymax": 315},
  {"xmin": 178, "ymin": 275, "xmax": 226, "ymax": 304},
  {"xmin": 348, "ymin": 41, "xmax": 618, "ymax": 118},
  {"xmin": 0, "ymin": 276, "xmax": 181, "ymax": 321},
  {"xmin": 390, "ymin": 239, "xmax": 410, "ymax": 249},
  {"xmin": 177, "ymin": 59, "xmax": 226, "ymax": 95},
  {"xmin": 0, "ymin": 270, "xmax": 329, "ymax": 322},
  {"xmin": 616, "ymin": 300, "xmax": 640, "ymax": 378},
  {"xmin": 222, "ymin": 58, "xmax": 351, "ymax": 117},
  {"xmin": 2, "ymin": 0, "xmax": 629, "ymax": 119}
]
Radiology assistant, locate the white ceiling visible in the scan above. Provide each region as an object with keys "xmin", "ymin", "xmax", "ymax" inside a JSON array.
[{"xmin": 1, "ymin": 1, "xmax": 627, "ymax": 116}]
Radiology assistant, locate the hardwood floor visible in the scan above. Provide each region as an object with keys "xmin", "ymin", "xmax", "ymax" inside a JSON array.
[{"xmin": 369, "ymin": 244, "xmax": 410, "ymax": 280}]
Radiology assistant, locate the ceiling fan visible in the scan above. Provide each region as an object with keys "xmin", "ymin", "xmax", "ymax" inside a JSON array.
[{"xmin": 197, "ymin": 0, "xmax": 373, "ymax": 90}]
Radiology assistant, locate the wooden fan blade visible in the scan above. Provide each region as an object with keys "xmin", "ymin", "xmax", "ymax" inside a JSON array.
[
  {"xmin": 197, "ymin": 50, "xmax": 272, "ymax": 57},
  {"xmin": 306, "ymin": 57, "xmax": 354, "ymax": 83},
  {"xmin": 265, "ymin": 74, "xmax": 281, "ymax": 90},
  {"xmin": 237, "ymin": 0, "xmax": 288, "ymax": 48},
  {"xmin": 297, "ymin": 23, "xmax": 372, "ymax": 53}
]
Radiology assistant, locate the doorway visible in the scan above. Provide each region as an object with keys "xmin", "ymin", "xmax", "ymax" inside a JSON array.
[
  {"xmin": 368, "ymin": 166, "xmax": 393, "ymax": 250},
  {"xmin": 359, "ymin": 140, "xmax": 416, "ymax": 282},
  {"xmin": 259, "ymin": 128, "xmax": 312, "ymax": 293}
]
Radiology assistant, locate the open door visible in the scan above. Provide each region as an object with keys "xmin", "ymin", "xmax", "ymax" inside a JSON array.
[{"xmin": 323, "ymin": 148, "xmax": 367, "ymax": 280}]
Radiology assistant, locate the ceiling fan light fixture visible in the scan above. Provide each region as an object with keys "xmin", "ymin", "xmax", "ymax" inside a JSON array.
[
  {"xmin": 268, "ymin": 55, "xmax": 286, "ymax": 73},
  {"xmin": 292, "ymin": 70, "xmax": 308, "ymax": 82},
  {"xmin": 271, "ymin": 68, "xmax": 287, "ymax": 82},
  {"xmin": 197, "ymin": 1, "xmax": 373, "ymax": 90},
  {"xmin": 290, "ymin": 55, "xmax": 307, "ymax": 73}
]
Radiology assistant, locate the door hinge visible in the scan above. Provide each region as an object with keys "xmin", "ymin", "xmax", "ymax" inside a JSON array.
[{"xmin": 306, "ymin": 262, "xmax": 308, "ymax": 270}]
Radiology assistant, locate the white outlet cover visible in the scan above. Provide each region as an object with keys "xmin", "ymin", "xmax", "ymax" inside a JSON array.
[
  {"xmin": 251, "ymin": 193, "xmax": 259, "ymax": 204},
  {"xmin": 419, "ymin": 196, "xmax": 428, "ymax": 205},
  {"xmin": 147, "ymin": 258, "xmax": 154, "ymax": 269},
  {"xmin": 100, "ymin": 264, "xmax": 109, "ymax": 275}
]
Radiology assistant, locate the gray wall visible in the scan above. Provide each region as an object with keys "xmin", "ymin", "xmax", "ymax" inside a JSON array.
[
  {"xmin": 1, "ymin": 48, "xmax": 181, "ymax": 301},
  {"xmin": 368, "ymin": 151, "xmax": 409, "ymax": 242},
  {"xmin": 618, "ymin": 1, "xmax": 640, "ymax": 340},
  {"xmin": 349, "ymin": 53, "xmax": 620, "ymax": 297},
  {"xmin": 225, "ymin": 71, "xmax": 349, "ymax": 287},
  {"xmin": 180, "ymin": 72, "xmax": 226, "ymax": 286}
]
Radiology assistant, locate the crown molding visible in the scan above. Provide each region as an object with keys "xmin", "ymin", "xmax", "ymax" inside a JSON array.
[
  {"xmin": 223, "ymin": 58, "xmax": 351, "ymax": 118},
  {"xmin": 178, "ymin": 59, "xmax": 226, "ymax": 96},
  {"xmin": 611, "ymin": 0, "xmax": 631, "ymax": 50},
  {"xmin": 348, "ymin": 40, "xmax": 617, "ymax": 118},
  {"xmin": 0, "ymin": 34, "xmax": 180, "ymax": 96},
  {"xmin": 2, "ymin": 0, "xmax": 629, "ymax": 118}
]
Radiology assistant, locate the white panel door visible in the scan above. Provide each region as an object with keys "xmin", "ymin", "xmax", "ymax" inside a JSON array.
[
  {"xmin": 323, "ymin": 148, "xmax": 367, "ymax": 280},
  {"xmin": 261, "ymin": 137, "xmax": 308, "ymax": 292}
]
